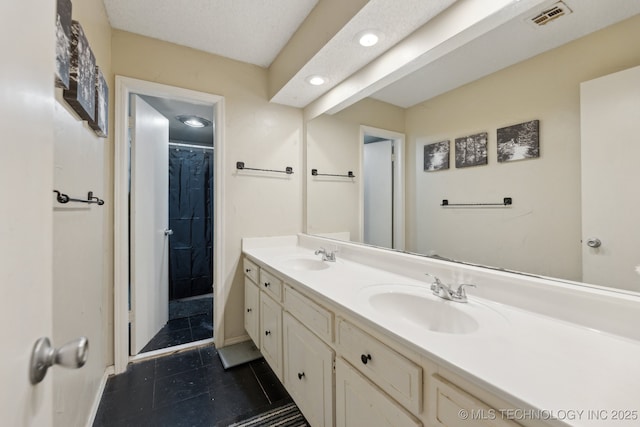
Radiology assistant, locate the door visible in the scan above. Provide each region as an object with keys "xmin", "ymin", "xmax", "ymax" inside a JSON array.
[
  {"xmin": 580, "ymin": 65, "xmax": 640, "ymax": 291},
  {"xmin": 130, "ymin": 95, "xmax": 170, "ymax": 354},
  {"xmin": 364, "ymin": 139, "xmax": 393, "ymax": 247},
  {"xmin": 0, "ymin": 0, "xmax": 54, "ymax": 423}
]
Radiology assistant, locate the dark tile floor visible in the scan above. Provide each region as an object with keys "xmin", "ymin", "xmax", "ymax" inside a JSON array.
[
  {"xmin": 93, "ymin": 345, "xmax": 295, "ymax": 427},
  {"xmin": 141, "ymin": 297, "xmax": 213, "ymax": 353}
]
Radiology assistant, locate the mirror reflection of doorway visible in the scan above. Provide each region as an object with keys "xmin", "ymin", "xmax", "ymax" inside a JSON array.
[{"xmin": 129, "ymin": 93, "xmax": 215, "ymax": 355}]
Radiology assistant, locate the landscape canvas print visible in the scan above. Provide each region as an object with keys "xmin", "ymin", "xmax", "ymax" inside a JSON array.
[
  {"xmin": 89, "ymin": 67, "xmax": 109, "ymax": 137},
  {"xmin": 63, "ymin": 20, "xmax": 96, "ymax": 122},
  {"xmin": 55, "ymin": 0, "xmax": 72, "ymax": 89},
  {"xmin": 424, "ymin": 140, "xmax": 450, "ymax": 171},
  {"xmin": 497, "ymin": 120, "xmax": 540, "ymax": 162},
  {"xmin": 455, "ymin": 132, "xmax": 488, "ymax": 168}
]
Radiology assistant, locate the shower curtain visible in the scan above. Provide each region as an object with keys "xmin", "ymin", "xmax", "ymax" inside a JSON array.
[{"xmin": 168, "ymin": 147, "xmax": 214, "ymax": 300}]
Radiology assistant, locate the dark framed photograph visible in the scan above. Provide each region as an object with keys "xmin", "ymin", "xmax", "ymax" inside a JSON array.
[
  {"xmin": 63, "ymin": 20, "xmax": 96, "ymax": 122},
  {"xmin": 455, "ymin": 132, "xmax": 488, "ymax": 168},
  {"xmin": 497, "ymin": 120, "xmax": 540, "ymax": 162},
  {"xmin": 55, "ymin": 0, "xmax": 72, "ymax": 89},
  {"xmin": 424, "ymin": 140, "xmax": 450, "ymax": 171},
  {"xmin": 89, "ymin": 67, "xmax": 109, "ymax": 137}
]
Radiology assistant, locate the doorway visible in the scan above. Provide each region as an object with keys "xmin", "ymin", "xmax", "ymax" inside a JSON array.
[
  {"xmin": 114, "ymin": 77, "xmax": 224, "ymax": 373},
  {"xmin": 360, "ymin": 126, "xmax": 405, "ymax": 251}
]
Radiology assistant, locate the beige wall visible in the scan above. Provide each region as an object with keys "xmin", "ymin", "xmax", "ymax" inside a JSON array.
[
  {"xmin": 306, "ymin": 98, "xmax": 404, "ymax": 239},
  {"xmin": 405, "ymin": 15, "xmax": 640, "ymax": 281},
  {"xmin": 51, "ymin": 0, "xmax": 113, "ymax": 426},
  {"xmin": 111, "ymin": 31, "xmax": 304, "ymax": 344}
]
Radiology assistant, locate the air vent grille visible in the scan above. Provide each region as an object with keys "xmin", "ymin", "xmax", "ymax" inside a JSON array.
[{"xmin": 530, "ymin": 1, "xmax": 572, "ymax": 26}]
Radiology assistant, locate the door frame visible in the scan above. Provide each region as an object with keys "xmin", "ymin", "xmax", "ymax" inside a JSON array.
[
  {"xmin": 114, "ymin": 76, "xmax": 225, "ymax": 373},
  {"xmin": 359, "ymin": 126, "xmax": 405, "ymax": 250}
]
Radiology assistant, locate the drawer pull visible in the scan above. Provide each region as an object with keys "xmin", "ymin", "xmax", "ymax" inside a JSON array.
[
  {"xmin": 361, "ymin": 353, "xmax": 372, "ymax": 365},
  {"xmin": 264, "ymin": 282, "xmax": 270, "ymax": 287},
  {"xmin": 265, "ymin": 330, "xmax": 271, "ymax": 336},
  {"xmin": 298, "ymin": 372, "xmax": 305, "ymax": 380}
]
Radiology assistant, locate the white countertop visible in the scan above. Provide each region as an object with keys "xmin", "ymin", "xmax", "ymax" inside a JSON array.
[{"xmin": 243, "ymin": 237, "xmax": 640, "ymax": 427}]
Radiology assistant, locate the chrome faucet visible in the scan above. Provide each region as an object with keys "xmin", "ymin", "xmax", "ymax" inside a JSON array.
[
  {"xmin": 315, "ymin": 247, "xmax": 337, "ymax": 262},
  {"xmin": 425, "ymin": 273, "xmax": 476, "ymax": 303}
]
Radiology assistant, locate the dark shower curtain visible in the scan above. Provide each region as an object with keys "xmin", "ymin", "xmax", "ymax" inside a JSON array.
[{"xmin": 168, "ymin": 147, "xmax": 214, "ymax": 300}]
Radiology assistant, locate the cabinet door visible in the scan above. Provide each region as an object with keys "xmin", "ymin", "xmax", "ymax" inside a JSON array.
[
  {"xmin": 260, "ymin": 292, "xmax": 283, "ymax": 379},
  {"xmin": 244, "ymin": 277, "xmax": 260, "ymax": 346},
  {"xmin": 336, "ymin": 358, "xmax": 421, "ymax": 427},
  {"xmin": 283, "ymin": 313, "xmax": 334, "ymax": 427}
]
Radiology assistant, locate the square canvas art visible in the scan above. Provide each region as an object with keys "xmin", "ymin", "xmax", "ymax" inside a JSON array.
[
  {"xmin": 497, "ymin": 120, "xmax": 540, "ymax": 162},
  {"xmin": 424, "ymin": 140, "xmax": 450, "ymax": 171},
  {"xmin": 54, "ymin": 0, "xmax": 72, "ymax": 89},
  {"xmin": 63, "ymin": 20, "xmax": 96, "ymax": 122},
  {"xmin": 455, "ymin": 132, "xmax": 488, "ymax": 168},
  {"xmin": 89, "ymin": 67, "xmax": 109, "ymax": 137}
]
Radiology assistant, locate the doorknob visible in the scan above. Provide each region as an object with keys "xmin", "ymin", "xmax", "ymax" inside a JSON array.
[
  {"xmin": 586, "ymin": 237, "xmax": 601, "ymax": 248},
  {"xmin": 164, "ymin": 229, "xmax": 173, "ymax": 236},
  {"xmin": 29, "ymin": 336, "xmax": 89, "ymax": 384}
]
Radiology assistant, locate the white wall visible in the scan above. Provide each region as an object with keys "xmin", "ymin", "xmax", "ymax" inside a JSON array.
[
  {"xmin": 51, "ymin": 1, "xmax": 113, "ymax": 425},
  {"xmin": 405, "ymin": 14, "xmax": 640, "ymax": 282}
]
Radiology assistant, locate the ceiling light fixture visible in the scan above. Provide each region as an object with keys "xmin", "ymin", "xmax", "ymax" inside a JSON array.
[
  {"xmin": 176, "ymin": 115, "xmax": 212, "ymax": 128},
  {"xmin": 306, "ymin": 75, "xmax": 326, "ymax": 86},
  {"xmin": 357, "ymin": 30, "xmax": 381, "ymax": 47}
]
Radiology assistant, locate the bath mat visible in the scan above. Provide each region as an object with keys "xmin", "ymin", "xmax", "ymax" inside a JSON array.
[
  {"xmin": 217, "ymin": 340, "xmax": 262, "ymax": 369},
  {"xmin": 229, "ymin": 402, "xmax": 309, "ymax": 427}
]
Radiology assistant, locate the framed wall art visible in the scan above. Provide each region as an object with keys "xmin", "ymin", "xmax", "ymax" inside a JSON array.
[
  {"xmin": 497, "ymin": 120, "xmax": 540, "ymax": 162},
  {"xmin": 455, "ymin": 132, "xmax": 488, "ymax": 168},
  {"xmin": 55, "ymin": 0, "xmax": 72, "ymax": 89},
  {"xmin": 63, "ymin": 20, "xmax": 96, "ymax": 122},
  {"xmin": 89, "ymin": 67, "xmax": 109, "ymax": 137},
  {"xmin": 424, "ymin": 140, "xmax": 450, "ymax": 171}
]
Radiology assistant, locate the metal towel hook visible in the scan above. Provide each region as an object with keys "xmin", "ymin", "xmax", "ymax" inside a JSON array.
[{"xmin": 29, "ymin": 336, "xmax": 89, "ymax": 384}]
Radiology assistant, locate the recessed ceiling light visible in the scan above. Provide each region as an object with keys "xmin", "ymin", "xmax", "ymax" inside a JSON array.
[
  {"xmin": 306, "ymin": 75, "xmax": 326, "ymax": 86},
  {"xmin": 357, "ymin": 30, "xmax": 382, "ymax": 47},
  {"xmin": 176, "ymin": 115, "xmax": 212, "ymax": 128}
]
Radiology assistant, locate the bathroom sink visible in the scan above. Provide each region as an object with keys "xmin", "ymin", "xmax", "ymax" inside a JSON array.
[
  {"xmin": 358, "ymin": 284, "xmax": 503, "ymax": 334},
  {"xmin": 281, "ymin": 257, "xmax": 330, "ymax": 271}
]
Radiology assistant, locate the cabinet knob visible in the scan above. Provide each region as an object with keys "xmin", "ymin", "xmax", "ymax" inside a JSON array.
[
  {"xmin": 245, "ymin": 268, "xmax": 251, "ymax": 273},
  {"xmin": 298, "ymin": 372, "xmax": 305, "ymax": 380},
  {"xmin": 361, "ymin": 353, "xmax": 372, "ymax": 365},
  {"xmin": 247, "ymin": 308, "xmax": 252, "ymax": 313},
  {"xmin": 264, "ymin": 282, "xmax": 270, "ymax": 287},
  {"xmin": 265, "ymin": 330, "xmax": 271, "ymax": 336}
]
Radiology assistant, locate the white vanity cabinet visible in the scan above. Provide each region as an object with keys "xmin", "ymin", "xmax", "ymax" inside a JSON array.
[
  {"xmin": 335, "ymin": 358, "xmax": 421, "ymax": 427},
  {"xmin": 243, "ymin": 277, "xmax": 260, "ymax": 345},
  {"xmin": 260, "ymin": 291, "xmax": 283, "ymax": 380},
  {"xmin": 283, "ymin": 312, "xmax": 334, "ymax": 427}
]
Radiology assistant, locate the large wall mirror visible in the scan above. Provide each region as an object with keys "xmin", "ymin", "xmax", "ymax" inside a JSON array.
[{"xmin": 305, "ymin": 8, "xmax": 640, "ymax": 293}]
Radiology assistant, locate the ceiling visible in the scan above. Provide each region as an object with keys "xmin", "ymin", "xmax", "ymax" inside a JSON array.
[
  {"xmin": 104, "ymin": 0, "xmax": 640, "ymax": 115},
  {"xmin": 140, "ymin": 95, "xmax": 214, "ymax": 145}
]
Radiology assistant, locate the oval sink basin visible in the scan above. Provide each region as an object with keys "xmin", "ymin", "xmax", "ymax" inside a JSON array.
[
  {"xmin": 358, "ymin": 284, "xmax": 505, "ymax": 335},
  {"xmin": 281, "ymin": 257, "xmax": 330, "ymax": 271}
]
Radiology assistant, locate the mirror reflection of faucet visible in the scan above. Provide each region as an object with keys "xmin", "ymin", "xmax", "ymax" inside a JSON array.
[
  {"xmin": 425, "ymin": 273, "xmax": 476, "ymax": 303},
  {"xmin": 315, "ymin": 247, "xmax": 337, "ymax": 262}
]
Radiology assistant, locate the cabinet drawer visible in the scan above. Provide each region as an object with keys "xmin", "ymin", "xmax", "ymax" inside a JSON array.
[
  {"xmin": 284, "ymin": 285, "xmax": 334, "ymax": 343},
  {"xmin": 430, "ymin": 375, "xmax": 521, "ymax": 427},
  {"xmin": 259, "ymin": 268, "xmax": 283, "ymax": 301},
  {"xmin": 243, "ymin": 257, "xmax": 259, "ymax": 284},
  {"xmin": 336, "ymin": 317, "xmax": 422, "ymax": 414}
]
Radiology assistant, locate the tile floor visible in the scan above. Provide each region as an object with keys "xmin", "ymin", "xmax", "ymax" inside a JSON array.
[
  {"xmin": 141, "ymin": 297, "xmax": 213, "ymax": 353},
  {"xmin": 93, "ymin": 345, "xmax": 300, "ymax": 427}
]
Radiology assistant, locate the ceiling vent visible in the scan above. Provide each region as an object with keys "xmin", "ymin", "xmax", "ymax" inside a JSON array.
[{"xmin": 529, "ymin": 1, "xmax": 573, "ymax": 26}]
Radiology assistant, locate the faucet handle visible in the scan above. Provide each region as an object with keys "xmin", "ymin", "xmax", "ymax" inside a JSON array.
[
  {"xmin": 425, "ymin": 273, "xmax": 443, "ymax": 286},
  {"xmin": 454, "ymin": 283, "xmax": 476, "ymax": 298},
  {"xmin": 314, "ymin": 247, "xmax": 325, "ymax": 256}
]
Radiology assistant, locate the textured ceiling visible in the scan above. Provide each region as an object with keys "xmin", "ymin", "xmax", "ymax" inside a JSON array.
[{"xmin": 103, "ymin": 0, "xmax": 318, "ymax": 67}]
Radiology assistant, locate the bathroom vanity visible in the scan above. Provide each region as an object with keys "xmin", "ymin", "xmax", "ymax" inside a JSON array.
[{"xmin": 242, "ymin": 234, "xmax": 640, "ymax": 427}]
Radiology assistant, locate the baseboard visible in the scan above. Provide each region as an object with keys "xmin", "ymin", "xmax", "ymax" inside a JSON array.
[
  {"xmin": 223, "ymin": 334, "xmax": 250, "ymax": 347},
  {"xmin": 85, "ymin": 365, "xmax": 114, "ymax": 427}
]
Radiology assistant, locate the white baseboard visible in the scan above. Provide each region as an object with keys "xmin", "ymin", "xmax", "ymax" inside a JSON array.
[
  {"xmin": 223, "ymin": 334, "xmax": 250, "ymax": 347},
  {"xmin": 85, "ymin": 365, "xmax": 114, "ymax": 427}
]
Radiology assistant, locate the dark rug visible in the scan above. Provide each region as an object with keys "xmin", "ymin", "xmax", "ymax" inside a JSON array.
[{"xmin": 229, "ymin": 402, "xmax": 309, "ymax": 427}]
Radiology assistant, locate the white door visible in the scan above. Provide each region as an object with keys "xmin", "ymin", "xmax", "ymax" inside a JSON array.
[
  {"xmin": 364, "ymin": 140, "xmax": 393, "ymax": 248},
  {"xmin": 580, "ymin": 65, "xmax": 640, "ymax": 292},
  {"xmin": 130, "ymin": 95, "xmax": 170, "ymax": 354},
  {"xmin": 0, "ymin": 0, "xmax": 54, "ymax": 424}
]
